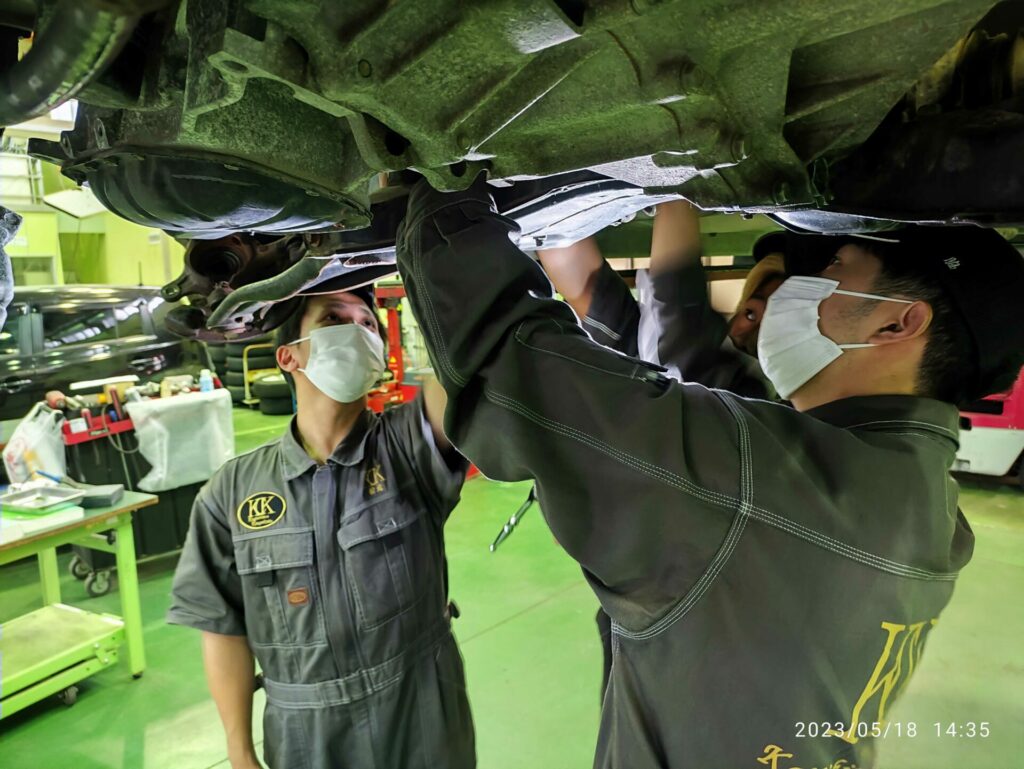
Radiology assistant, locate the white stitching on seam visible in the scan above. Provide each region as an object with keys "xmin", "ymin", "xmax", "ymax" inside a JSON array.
[
  {"xmin": 484, "ymin": 388, "xmax": 959, "ymax": 583},
  {"xmin": 413, "ymin": 227, "xmax": 467, "ymax": 387},
  {"xmin": 583, "ymin": 315, "xmax": 622, "ymax": 341},
  {"xmin": 514, "ymin": 322, "xmax": 656, "ymax": 381},
  {"xmin": 845, "ymin": 419, "xmax": 959, "ymax": 441},
  {"xmin": 615, "ymin": 393, "xmax": 753, "ymax": 641},
  {"xmin": 487, "ymin": 389, "xmax": 736, "ymax": 510},
  {"xmin": 878, "ymin": 431, "xmax": 954, "ymax": 449}
]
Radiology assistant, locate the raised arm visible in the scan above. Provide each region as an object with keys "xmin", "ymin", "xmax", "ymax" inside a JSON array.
[
  {"xmin": 648, "ymin": 199, "xmax": 702, "ymax": 274},
  {"xmin": 536, "ymin": 236, "xmax": 605, "ymax": 320},
  {"xmin": 395, "ymin": 177, "xmax": 742, "ymax": 623},
  {"xmin": 538, "ymin": 236, "xmax": 642, "ymax": 356},
  {"xmin": 422, "ymin": 376, "xmax": 453, "ymax": 451}
]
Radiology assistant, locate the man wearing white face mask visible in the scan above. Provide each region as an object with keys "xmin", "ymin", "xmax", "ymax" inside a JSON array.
[
  {"xmin": 169, "ymin": 286, "xmax": 475, "ymax": 769},
  {"xmin": 396, "ymin": 176, "xmax": 1024, "ymax": 769}
]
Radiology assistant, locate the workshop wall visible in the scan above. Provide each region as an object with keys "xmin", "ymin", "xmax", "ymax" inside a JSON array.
[
  {"xmin": 4, "ymin": 142, "xmax": 185, "ymax": 288},
  {"xmin": 3, "ymin": 211, "xmax": 63, "ymax": 285}
]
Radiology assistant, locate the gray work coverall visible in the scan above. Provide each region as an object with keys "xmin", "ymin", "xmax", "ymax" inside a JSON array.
[
  {"xmin": 396, "ymin": 180, "xmax": 973, "ymax": 769},
  {"xmin": 168, "ymin": 400, "xmax": 475, "ymax": 769}
]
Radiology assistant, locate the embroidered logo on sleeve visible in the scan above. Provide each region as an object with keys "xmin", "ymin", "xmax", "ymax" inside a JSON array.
[
  {"xmin": 287, "ymin": 587, "xmax": 310, "ymax": 606},
  {"xmin": 237, "ymin": 492, "xmax": 287, "ymax": 530}
]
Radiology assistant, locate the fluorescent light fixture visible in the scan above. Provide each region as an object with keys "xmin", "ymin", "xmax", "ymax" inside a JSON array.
[
  {"xmin": 69, "ymin": 375, "xmax": 140, "ymax": 392},
  {"xmin": 43, "ymin": 187, "xmax": 107, "ymax": 218},
  {"xmin": 50, "ymin": 100, "xmax": 78, "ymax": 123}
]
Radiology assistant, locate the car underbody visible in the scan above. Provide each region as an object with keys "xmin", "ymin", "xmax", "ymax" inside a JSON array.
[{"xmin": 2, "ymin": 0, "xmax": 1023, "ymax": 339}]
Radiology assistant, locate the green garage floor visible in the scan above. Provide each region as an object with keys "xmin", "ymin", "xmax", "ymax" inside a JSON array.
[{"xmin": 1, "ymin": 408, "xmax": 1022, "ymax": 769}]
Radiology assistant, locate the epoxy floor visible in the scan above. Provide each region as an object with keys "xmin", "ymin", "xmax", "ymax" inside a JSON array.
[{"xmin": 1, "ymin": 409, "xmax": 1022, "ymax": 768}]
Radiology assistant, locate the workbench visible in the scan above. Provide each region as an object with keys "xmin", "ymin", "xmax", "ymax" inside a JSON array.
[{"xmin": 0, "ymin": 491, "xmax": 157, "ymax": 719}]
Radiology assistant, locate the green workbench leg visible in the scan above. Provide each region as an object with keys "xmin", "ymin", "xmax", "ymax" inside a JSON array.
[
  {"xmin": 37, "ymin": 547, "xmax": 61, "ymax": 605},
  {"xmin": 115, "ymin": 520, "xmax": 146, "ymax": 677}
]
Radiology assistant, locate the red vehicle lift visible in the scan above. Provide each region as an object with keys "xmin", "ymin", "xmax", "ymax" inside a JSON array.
[{"xmin": 367, "ymin": 285, "xmax": 420, "ymax": 414}]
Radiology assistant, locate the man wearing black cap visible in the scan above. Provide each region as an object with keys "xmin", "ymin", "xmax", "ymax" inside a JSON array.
[
  {"xmin": 168, "ymin": 288, "xmax": 476, "ymax": 769},
  {"xmin": 395, "ymin": 175, "xmax": 1024, "ymax": 769}
]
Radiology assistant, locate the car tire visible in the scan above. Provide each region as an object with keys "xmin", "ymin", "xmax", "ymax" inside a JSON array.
[
  {"xmin": 252, "ymin": 373, "xmax": 290, "ymax": 400},
  {"xmin": 227, "ymin": 385, "xmax": 248, "ymax": 402},
  {"xmin": 227, "ymin": 337, "xmax": 272, "ymax": 354},
  {"xmin": 225, "ymin": 371, "xmax": 246, "ymax": 387},
  {"xmin": 259, "ymin": 396, "xmax": 294, "ymax": 416},
  {"xmin": 206, "ymin": 344, "xmax": 228, "ymax": 364},
  {"xmin": 226, "ymin": 353, "xmax": 277, "ymax": 371},
  {"xmin": 225, "ymin": 335, "xmax": 270, "ymax": 358}
]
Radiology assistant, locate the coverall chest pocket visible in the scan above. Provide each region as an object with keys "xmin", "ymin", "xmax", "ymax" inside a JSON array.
[
  {"xmin": 338, "ymin": 495, "xmax": 434, "ymax": 630},
  {"xmin": 234, "ymin": 530, "xmax": 327, "ymax": 648}
]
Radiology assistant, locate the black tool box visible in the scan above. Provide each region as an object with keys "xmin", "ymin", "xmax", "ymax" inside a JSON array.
[{"xmin": 63, "ymin": 415, "xmax": 201, "ymax": 594}]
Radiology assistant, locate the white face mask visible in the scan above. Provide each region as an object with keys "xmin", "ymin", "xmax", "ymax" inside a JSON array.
[
  {"xmin": 289, "ymin": 323, "xmax": 386, "ymax": 403},
  {"xmin": 756, "ymin": 276, "xmax": 913, "ymax": 400}
]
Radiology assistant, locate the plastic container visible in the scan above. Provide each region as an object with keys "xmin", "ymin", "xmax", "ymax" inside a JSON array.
[{"xmin": 198, "ymin": 369, "xmax": 214, "ymax": 393}]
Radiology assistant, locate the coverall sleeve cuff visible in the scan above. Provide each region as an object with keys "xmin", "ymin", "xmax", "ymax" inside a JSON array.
[{"xmin": 166, "ymin": 608, "xmax": 247, "ymax": 637}]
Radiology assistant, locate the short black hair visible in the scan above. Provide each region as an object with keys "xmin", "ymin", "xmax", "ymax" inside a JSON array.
[
  {"xmin": 856, "ymin": 240, "xmax": 976, "ymax": 407},
  {"xmin": 274, "ymin": 294, "xmax": 387, "ymax": 396},
  {"xmin": 275, "ymin": 296, "xmax": 310, "ymax": 396}
]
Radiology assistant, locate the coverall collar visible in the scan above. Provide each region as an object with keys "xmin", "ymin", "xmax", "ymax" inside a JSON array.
[
  {"xmin": 280, "ymin": 409, "xmax": 375, "ymax": 480},
  {"xmin": 806, "ymin": 394, "xmax": 960, "ymax": 446}
]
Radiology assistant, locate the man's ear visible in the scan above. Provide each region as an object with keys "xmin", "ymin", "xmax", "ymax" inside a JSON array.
[
  {"xmin": 276, "ymin": 343, "xmax": 300, "ymax": 373},
  {"xmin": 868, "ymin": 300, "xmax": 933, "ymax": 345}
]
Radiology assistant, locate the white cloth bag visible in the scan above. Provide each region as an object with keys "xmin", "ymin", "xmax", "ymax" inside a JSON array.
[
  {"xmin": 2, "ymin": 403, "xmax": 67, "ymax": 483},
  {"xmin": 125, "ymin": 389, "xmax": 234, "ymax": 492}
]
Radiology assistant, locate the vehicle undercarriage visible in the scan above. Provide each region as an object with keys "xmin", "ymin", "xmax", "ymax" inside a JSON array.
[{"xmin": 1, "ymin": 0, "xmax": 1022, "ymax": 338}]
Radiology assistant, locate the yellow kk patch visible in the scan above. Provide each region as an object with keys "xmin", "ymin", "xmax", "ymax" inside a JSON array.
[{"xmin": 237, "ymin": 492, "xmax": 287, "ymax": 530}]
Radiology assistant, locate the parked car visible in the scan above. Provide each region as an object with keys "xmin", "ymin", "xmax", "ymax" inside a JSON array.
[
  {"xmin": 0, "ymin": 285, "xmax": 206, "ymax": 421},
  {"xmin": 954, "ymin": 368, "xmax": 1024, "ymax": 488}
]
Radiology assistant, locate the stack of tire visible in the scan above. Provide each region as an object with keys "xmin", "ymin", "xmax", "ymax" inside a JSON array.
[
  {"xmin": 251, "ymin": 373, "xmax": 293, "ymax": 415},
  {"xmin": 203, "ymin": 336, "xmax": 278, "ymax": 405}
]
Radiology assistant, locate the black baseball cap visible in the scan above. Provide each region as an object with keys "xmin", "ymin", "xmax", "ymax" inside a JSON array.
[
  {"xmin": 346, "ymin": 283, "xmax": 377, "ymax": 314},
  {"xmin": 782, "ymin": 225, "xmax": 1024, "ymax": 401},
  {"xmin": 753, "ymin": 229, "xmax": 833, "ymax": 278},
  {"xmin": 751, "ymin": 231, "xmax": 787, "ymax": 263}
]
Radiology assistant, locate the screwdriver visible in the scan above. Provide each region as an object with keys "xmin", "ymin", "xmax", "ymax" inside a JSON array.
[{"xmin": 489, "ymin": 486, "xmax": 537, "ymax": 552}]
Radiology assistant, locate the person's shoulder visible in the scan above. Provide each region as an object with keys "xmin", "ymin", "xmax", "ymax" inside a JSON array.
[
  {"xmin": 198, "ymin": 436, "xmax": 284, "ymax": 508},
  {"xmin": 219, "ymin": 435, "xmax": 283, "ymax": 476},
  {"xmin": 378, "ymin": 398, "xmax": 425, "ymax": 428}
]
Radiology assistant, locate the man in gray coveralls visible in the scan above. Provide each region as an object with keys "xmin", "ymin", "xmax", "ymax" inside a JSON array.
[{"xmin": 168, "ymin": 286, "xmax": 474, "ymax": 769}]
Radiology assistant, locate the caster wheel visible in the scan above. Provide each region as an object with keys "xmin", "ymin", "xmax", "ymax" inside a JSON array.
[
  {"xmin": 57, "ymin": 686, "xmax": 79, "ymax": 706},
  {"xmin": 69, "ymin": 555, "xmax": 90, "ymax": 581},
  {"xmin": 85, "ymin": 570, "xmax": 112, "ymax": 597}
]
